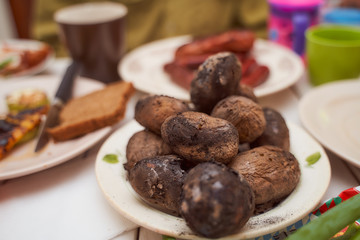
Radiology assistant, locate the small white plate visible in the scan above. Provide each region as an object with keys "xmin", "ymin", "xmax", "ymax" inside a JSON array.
[
  {"xmin": 299, "ymin": 79, "xmax": 360, "ymax": 168},
  {"xmin": 119, "ymin": 36, "xmax": 304, "ymax": 100},
  {"xmin": 95, "ymin": 120, "xmax": 330, "ymax": 240},
  {"xmin": 0, "ymin": 75, "xmax": 112, "ymax": 180},
  {"xmin": 0, "ymin": 39, "xmax": 54, "ymax": 80}
]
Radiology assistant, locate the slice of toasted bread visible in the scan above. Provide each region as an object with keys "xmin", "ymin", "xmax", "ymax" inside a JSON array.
[{"xmin": 47, "ymin": 81, "xmax": 135, "ymax": 141}]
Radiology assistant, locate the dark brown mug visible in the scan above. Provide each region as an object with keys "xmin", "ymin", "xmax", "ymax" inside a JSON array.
[{"xmin": 54, "ymin": 2, "xmax": 127, "ymax": 83}]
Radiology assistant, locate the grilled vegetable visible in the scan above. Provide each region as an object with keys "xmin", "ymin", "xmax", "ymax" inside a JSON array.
[
  {"xmin": 0, "ymin": 107, "xmax": 47, "ymax": 159},
  {"xmin": 0, "ymin": 58, "xmax": 12, "ymax": 70},
  {"xmin": 6, "ymin": 88, "xmax": 49, "ymax": 114}
]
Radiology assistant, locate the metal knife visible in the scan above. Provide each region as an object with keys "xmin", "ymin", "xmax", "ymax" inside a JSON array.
[{"xmin": 34, "ymin": 61, "xmax": 80, "ymax": 152}]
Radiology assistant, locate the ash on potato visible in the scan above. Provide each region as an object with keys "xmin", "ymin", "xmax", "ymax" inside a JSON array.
[
  {"xmin": 211, "ymin": 95, "xmax": 266, "ymax": 143},
  {"xmin": 180, "ymin": 161, "xmax": 254, "ymax": 238},
  {"xmin": 134, "ymin": 95, "xmax": 190, "ymax": 135},
  {"xmin": 128, "ymin": 155, "xmax": 187, "ymax": 216},
  {"xmin": 190, "ymin": 52, "xmax": 241, "ymax": 114},
  {"xmin": 161, "ymin": 111, "xmax": 239, "ymax": 164},
  {"xmin": 250, "ymin": 107, "xmax": 290, "ymax": 151},
  {"xmin": 229, "ymin": 145, "xmax": 300, "ymax": 214},
  {"xmin": 125, "ymin": 129, "xmax": 172, "ymax": 171}
]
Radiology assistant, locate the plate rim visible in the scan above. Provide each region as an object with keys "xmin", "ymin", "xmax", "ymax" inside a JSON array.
[
  {"xmin": 0, "ymin": 75, "xmax": 112, "ymax": 180},
  {"xmin": 299, "ymin": 79, "xmax": 360, "ymax": 168},
  {"xmin": 252, "ymin": 39, "xmax": 304, "ymax": 97},
  {"xmin": 95, "ymin": 119, "xmax": 331, "ymax": 239},
  {"xmin": 0, "ymin": 39, "xmax": 55, "ymax": 80},
  {"xmin": 118, "ymin": 35, "xmax": 304, "ymax": 99}
]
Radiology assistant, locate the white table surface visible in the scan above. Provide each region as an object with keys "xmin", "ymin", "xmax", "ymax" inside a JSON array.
[{"xmin": 0, "ymin": 58, "xmax": 359, "ymax": 240}]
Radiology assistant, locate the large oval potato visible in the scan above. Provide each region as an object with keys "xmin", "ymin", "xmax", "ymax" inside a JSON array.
[
  {"xmin": 229, "ymin": 145, "xmax": 300, "ymax": 214},
  {"xmin": 135, "ymin": 95, "xmax": 190, "ymax": 135},
  {"xmin": 161, "ymin": 111, "xmax": 239, "ymax": 164},
  {"xmin": 190, "ymin": 52, "xmax": 241, "ymax": 114},
  {"xmin": 211, "ymin": 95, "xmax": 266, "ymax": 143}
]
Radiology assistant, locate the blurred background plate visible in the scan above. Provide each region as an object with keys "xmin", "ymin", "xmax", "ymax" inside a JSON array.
[
  {"xmin": 299, "ymin": 79, "xmax": 360, "ymax": 168},
  {"xmin": 119, "ymin": 35, "xmax": 304, "ymax": 100},
  {"xmin": 95, "ymin": 119, "xmax": 330, "ymax": 240},
  {"xmin": 0, "ymin": 39, "xmax": 54, "ymax": 80},
  {"xmin": 0, "ymin": 75, "xmax": 111, "ymax": 180}
]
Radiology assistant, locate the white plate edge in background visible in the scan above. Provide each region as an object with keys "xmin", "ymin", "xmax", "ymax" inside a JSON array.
[
  {"xmin": 299, "ymin": 79, "xmax": 360, "ymax": 168},
  {"xmin": 119, "ymin": 35, "xmax": 304, "ymax": 100},
  {"xmin": 0, "ymin": 39, "xmax": 55, "ymax": 80}
]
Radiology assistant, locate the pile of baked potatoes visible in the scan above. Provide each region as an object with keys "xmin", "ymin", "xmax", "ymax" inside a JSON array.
[{"xmin": 125, "ymin": 52, "xmax": 300, "ymax": 239}]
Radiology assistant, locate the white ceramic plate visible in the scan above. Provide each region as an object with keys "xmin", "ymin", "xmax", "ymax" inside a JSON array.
[
  {"xmin": 0, "ymin": 75, "xmax": 112, "ymax": 180},
  {"xmin": 299, "ymin": 79, "xmax": 360, "ymax": 168},
  {"xmin": 119, "ymin": 36, "xmax": 304, "ymax": 100},
  {"xmin": 95, "ymin": 120, "xmax": 330, "ymax": 240},
  {"xmin": 0, "ymin": 39, "xmax": 55, "ymax": 80}
]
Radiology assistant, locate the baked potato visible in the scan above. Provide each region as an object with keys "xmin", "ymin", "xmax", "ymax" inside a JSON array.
[
  {"xmin": 161, "ymin": 111, "xmax": 239, "ymax": 164},
  {"xmin": 180, "ymin": 161, "xmax": 254, "ymax": 238},
  {"xmin": 190, "ymin": 52, "xmax": 241, "ymax": 114},
  {"xmin": 135, "ymin": 95, "xmax": 190, "ymax": 135},
  {"xmin": 125, "ymin": 129, "xmax": 173, "ymax": 171},
  {"xmin": 211, "ymin": 96, "xmax": 266, "ymax": 143}
]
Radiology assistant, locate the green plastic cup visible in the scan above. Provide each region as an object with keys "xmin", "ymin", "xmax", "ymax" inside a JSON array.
[{"xmin": 306, "ymin": 25, "xmax": 360, "ymax": 86}]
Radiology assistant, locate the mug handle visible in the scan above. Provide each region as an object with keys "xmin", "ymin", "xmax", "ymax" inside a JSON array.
[{"xmin": 292, "ymin": 12, "xmax": 310, "ymax": 56}]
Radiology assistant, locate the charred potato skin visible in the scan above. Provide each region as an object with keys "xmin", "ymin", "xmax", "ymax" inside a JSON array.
[
  {"xmin": 125, "ymin": 130, "xmax": 173, "ymax": 171},
  {"xmin": 161, "ymin": 111, "xmax": 239, "ymax": 164},
  {"xmin": 134, "ymin": 95, "xmax": 190, "ymax": 135},
  {"xmin": 229, "ymin": 145, "xmax": 300, "ymax": 214},
  {"xmin": 250, "ymin": 107, "xmax": 290, "ymax": 151},
  {"xmin": 180, "ymin": 161, "xmax": 255, "ymax": 238},
  {"xmin": 128, "ymin": 155, "xmax": 187, "ymax": 216},
  {"xmin": 236, "ymin": 83, "xmax": 258, "ymax": 103},
  {"xmin": 211, "ymin": 95, "xmax": 266, "ymax": 143},
  {"xmin": 190, "ymin": 52, "xmax": 241, "ymax": 114}
]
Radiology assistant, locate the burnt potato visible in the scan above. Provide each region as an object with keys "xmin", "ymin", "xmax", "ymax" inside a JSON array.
[
  {"xmin": 250, "ymin": 107, "xmax": 290, "ymax": 151},
  {"xmin": 190, "ymin": 52, "xmax": 241, "ymax": 114},
  {"xmin": 236, "ymin": 83, "xmax": 258, "ymax": 103},
  {"xmin": 229, "ymin": 145, "xmax": 300, "ymax": 214},
  {"xmin": 124, "ymin": 129, "xmax": 173, "ymax": 171},
  {"xmin": 128, "ymin": 155, "xmax": 187, "ymax": 216},
  {"xmin": 180, "ymin": 161, "xmax": 255, "ymax": 238},
  {"xmin": 135, "ymin": 95, "xmax": 190, "ymax": 135},
  {"xmin": 161, "ymin": 111, "xmax": 239, "ymax": 164},
  {"xmin": 211, "ymin": 96, "xmax": 266, "ymax": 143}
]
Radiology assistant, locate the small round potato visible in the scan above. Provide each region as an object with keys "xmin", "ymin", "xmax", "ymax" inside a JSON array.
[
  {"xmin": 211, "ymin": 95, "xmax": 266, "ymax": 143},
  {"xmin": 236, "ymin": 83, "xmax": 258, "ymax": 103},
  {"xmin": 128, "ymin": 155, "xmax": 187, "ymax": 216},
  {"xmin": 161, "ymin": 111, "xmax": 239, "ymax": 164},
  {"xmin": 135, "ymin": 95, "xmax": 190, "ymax": 135},
  {"xmin": 180, "ymin": 161, "xmax": 255, "ymax": 238},
  {"xmin": 125, "ymin": 129, "xmax": 173, "ymax": 171},
  {"xmin": 190, "ymin": 52, "xmax": 241, "ymax": 114},
  {"xmin": 250, "ymin": 107, "xmax": 290, "ymax": 151}
]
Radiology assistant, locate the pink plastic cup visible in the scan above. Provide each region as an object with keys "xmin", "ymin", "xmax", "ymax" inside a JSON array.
[{"xmin": 268, "ymin": 0, "xmax": 323, "ymax": 56}]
